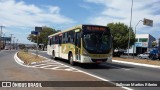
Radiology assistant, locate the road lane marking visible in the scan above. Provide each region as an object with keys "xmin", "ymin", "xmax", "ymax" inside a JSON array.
[
  {"xmin": 123, "ymin": 68, "xmax": 131, "ymax": 71},
  {"xmin": 14, "ymin": 52, "xmax": 133, "ymax": 90},
  {"xmin": 14, "ymin": 52, "xmax": 80, "ymax": 72},
  {"xmin": 34, "ymin": 52, "xmax": 133, "ymax": 90},
  {"xmin": 113, "ymin": 60, "xmax": 160, "ymax": 69},
  {"xmin": 39, "ymin": 65, "xmax": 58, "ymax": 68}
]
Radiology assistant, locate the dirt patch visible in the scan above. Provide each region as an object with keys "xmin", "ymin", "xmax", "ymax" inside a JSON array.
[
  {"xmin": 113, "ymin": 57, "xmax": 160, "ymax": 66},
  {"xmin": 17, "ymin": 51, "xmax": 47, "ymax": 65}
]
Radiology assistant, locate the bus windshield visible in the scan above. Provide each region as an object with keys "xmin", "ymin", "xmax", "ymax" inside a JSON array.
[{"xmin": 83, "ymin": 32, "xmax": 111, "ymax": 54}]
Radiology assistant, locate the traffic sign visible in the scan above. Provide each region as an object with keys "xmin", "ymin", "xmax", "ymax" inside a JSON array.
[
  {"xmin": 1, "ymin": 37, "xmax": 11, "ymax": 41},
  {"xmin": 31, "ymin": 31, "xmax": 39, "ymax": 35},
  {"xmin": 35, "ymin": 27, "xmax": 42, "ymax": 32},
  {"xmin": 143, "ymin": 18, "xmax": 153, "ymax": 27}
]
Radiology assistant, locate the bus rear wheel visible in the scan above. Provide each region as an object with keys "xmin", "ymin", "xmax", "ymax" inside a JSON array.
[
  {"xmin": 52, "ymin": 51, "xmax": 57, "ymax": 60},
  {"xmin": 69, "ymin": 53, "xmax": 75, "ymax": 66}
]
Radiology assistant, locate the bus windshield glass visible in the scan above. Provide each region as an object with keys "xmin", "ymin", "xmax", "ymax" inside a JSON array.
[{"xmin": 83, "ymin": 29, "xmax": 112, "ymax": 54}]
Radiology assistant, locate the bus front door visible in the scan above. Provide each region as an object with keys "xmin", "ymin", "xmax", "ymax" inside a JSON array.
[{"xmin": 75, "ymin": 32, "xmax": 81, "ymax": 61}]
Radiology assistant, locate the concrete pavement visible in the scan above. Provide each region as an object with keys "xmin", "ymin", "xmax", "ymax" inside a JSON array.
[{"xmin": 0, "ymin": 50, "xmax": 123, "ymax": 90}]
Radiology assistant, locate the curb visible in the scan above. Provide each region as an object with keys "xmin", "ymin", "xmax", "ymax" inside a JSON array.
[
  {"xmin": 113, "ymin": 60, "xmax": 160, "ymax": 69},
  {"xmin": 14, "ymin": 52, "xmax": 51, "ymax": 66},
  {"xmin": 14, "ymin": 52, "xmax": 29, "ymax": 67}
]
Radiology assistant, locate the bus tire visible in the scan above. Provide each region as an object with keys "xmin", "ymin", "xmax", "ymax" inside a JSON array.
[
  {"xmin": 69, "ymin": 53, "xmax": 75, "ymax": 66},
  {"xmin": 52, "ymin": 51, "xmax": 57, "ymax": 60}
]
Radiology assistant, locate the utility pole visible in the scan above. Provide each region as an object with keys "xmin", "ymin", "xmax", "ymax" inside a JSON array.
[
  {"xmin": 3, "ymin": 33, "xmax": 5, "ymax": 49},
  {"xmin": 127, "ymin": 0, "xmax": 133, "ymax": 58},
  {"xmin": 10, "ymin": 34, "xmax": 13, "ymax": 50},
  {"xmin": 133, "ymin": 20, "xmax": 143, "ymax": 59},
  {"xmin": 0, "ymin": 26, "xmax": 5, "ymax": 51},
  {"xmin": 16, "ymin": 39, "xmax": 18, "ymax": 50},
  {"xmin": 13, "ymin": 37, "xmax": 15, "ymax": 49}
]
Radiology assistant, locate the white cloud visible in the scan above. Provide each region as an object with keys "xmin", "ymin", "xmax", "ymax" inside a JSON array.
[
  {"xmin": 0, "ymin": 0, "xmax": 75, "ymax": 44},
  {"xmin": 48, "ymin": 6, "xmax": 60, "ymax": 14},
  {"xmin": 0, "ymin": 0, "xmax": 74, "ymax": 27},
  {"xmin": 84, "ymin": 0, "xmax": 160, "ymax": 38}
]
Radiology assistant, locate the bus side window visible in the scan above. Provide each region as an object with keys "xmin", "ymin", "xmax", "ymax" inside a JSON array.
[
  {"xmin": 52, "ymin": 36, "xmax": 55, "ymax": 44},
  {"xmin": 65, "ymin": 33, "xmax": 68, "ymax": 43},
  {"xmin": 63, "ymin": 33, "xmax": 65, "ymax": 44},
  {"xmin": 59, "ymin": 36, "xmax": 62, "ymax": 45},
  {"xmin": 48, "ymin": 38, "xmax": 51, "ymax": 45},
  {"xmin": 50, "ymin": 39, "xmax": 52, "ymax": 45},
  {"xmin": 56, "ymin": 36, "xmax": 59, "ymax": 44},
  {"xmin": 68, "ymin": 36, "xmax": 70, "ymax": 43}
]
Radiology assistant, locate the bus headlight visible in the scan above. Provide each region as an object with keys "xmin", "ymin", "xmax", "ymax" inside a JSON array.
[{"xmin": 83, "ymin": 50, "xmax": 88, "ymax": 56}]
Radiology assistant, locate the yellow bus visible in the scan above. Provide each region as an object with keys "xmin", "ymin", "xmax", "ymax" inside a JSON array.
[{"xmin": 47, "ymin": 25, "xmax": 112, "ymax": 65}]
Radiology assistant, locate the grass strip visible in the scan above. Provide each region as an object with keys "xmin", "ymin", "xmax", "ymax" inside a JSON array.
[{"xmin": 17, "ymin": 51, "xmax": 46, "ymax": 65}]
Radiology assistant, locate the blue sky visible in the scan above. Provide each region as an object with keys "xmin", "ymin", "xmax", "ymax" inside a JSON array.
[{"xmin": 0, "ymin": 0, "xmax": 160, "ymax": 44}]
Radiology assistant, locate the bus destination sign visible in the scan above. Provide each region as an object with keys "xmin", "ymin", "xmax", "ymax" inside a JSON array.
[{"xmin": 86, "ymin": 26, "xmax": 106, "ymax": 31}]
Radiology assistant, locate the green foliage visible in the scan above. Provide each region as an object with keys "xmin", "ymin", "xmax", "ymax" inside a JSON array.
[
  {"xmin": 107, "ymin": 22, "xmax": 135, "ymax": 49},
  {"xmin": 27, "ymin": 26, "xmax": 60, "ymax": 50},
  {"xmin": 19, "ymin": 44, "xmax": 26, "ymax": 49},
  {"xmin": 152, "ymin": 41, "xmax": 157, "ymax": 47}
]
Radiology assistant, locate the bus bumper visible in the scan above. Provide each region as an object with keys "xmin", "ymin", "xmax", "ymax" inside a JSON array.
[{"xmin": 80, "ymin": 55, "xmax": 112, "ymax": 63}]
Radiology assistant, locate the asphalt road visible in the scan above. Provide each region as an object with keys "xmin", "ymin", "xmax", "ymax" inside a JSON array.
[
  {"xmin": 0, "ymin": 50, "xmax": 123, "ymax": 90},
  {"xmin": 31, "ymin": 50, "xmax": 160, "ymax": 90}
]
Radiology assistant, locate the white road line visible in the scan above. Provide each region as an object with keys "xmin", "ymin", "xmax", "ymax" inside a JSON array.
[
  {"xmin": 14, "ymin": 52, "xmax": 133, "ymax": 90},
  {"xmin": 113, "ymin": 60, "xmax": 160, "ymax": 69},
  {"xmin": 38, "ymin": 65, "xmax": 57, "ymax": 68},
  {"xmin": 123, "ymin": 68, "xmax": 131, "ymax": 71},
  {"xmin": 31, "ymin": 64, "xmax": 49, "ymax": 67}
]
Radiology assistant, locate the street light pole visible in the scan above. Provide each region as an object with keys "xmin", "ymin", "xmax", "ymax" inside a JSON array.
[
  {"xmin": 0, "ymin": 26, "xmax": 5, "ymax": 51},
  {"xmin": 36, "ymin": 34, "xmax": 39, "ymax": 57},
  {"xmin": 128, "ymin": 0, "xmax": 133, "ymax": 58},
  {"xmin": 133, "ymin": 20, "xmax": 143, "ymax": 59},
  {"xmin": 3, "ymin": 33, "xmax": 5, "ymax": 49},
  {"xmin": 10, "ymin": 34, "xmax": 13, "ymax": 50},
  {"xmin": 16, "ymin": 39, "xmax": 18, "ymax": 50},
  {"xmin": 13, "ymin": 37, "xmax": 15, "ymax": 49}
]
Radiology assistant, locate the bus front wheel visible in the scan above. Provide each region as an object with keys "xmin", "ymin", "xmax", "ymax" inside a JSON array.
[{"xmin": 69, "ymin": 53, "xmax": 75, "ymax": 66}]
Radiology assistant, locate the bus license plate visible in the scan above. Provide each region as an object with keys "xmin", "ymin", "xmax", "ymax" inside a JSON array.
[{"xmin": 96, "ymin": 61, "xmax": 102, "ymax": 63}]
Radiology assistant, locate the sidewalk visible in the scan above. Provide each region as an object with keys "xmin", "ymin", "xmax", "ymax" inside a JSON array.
[{"xmin": 113, "ymin": 56, "xmax": 160, "ymax": 68}]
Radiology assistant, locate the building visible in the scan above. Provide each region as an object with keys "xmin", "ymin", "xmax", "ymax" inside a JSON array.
[{"xmin": 127, "ymin": 34, "xmax": 156, "ymax": 54}]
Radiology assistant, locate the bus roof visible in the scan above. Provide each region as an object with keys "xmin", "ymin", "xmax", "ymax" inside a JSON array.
[{"xmin": 48, "ymin": 24, "xmax": 107, "ymax": 37}]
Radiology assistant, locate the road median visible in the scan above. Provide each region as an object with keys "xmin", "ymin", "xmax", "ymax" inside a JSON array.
[{"xmin": 17, "ymin": 50, "xmax": 47, "ymax": 65}]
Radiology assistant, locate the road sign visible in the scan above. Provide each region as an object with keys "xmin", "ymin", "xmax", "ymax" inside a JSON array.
[
  {"xmin": 143, "ymin": 18, "xmax": 153, "ymax": 27},
  {"xmin": 35, "ymin": 27, "xmax": 42, "ymax": 32},
  {"xmin": 31, "ymin": 31, "xmax": 39, "ymax": 35},
  {"xmin": 1, "ymin": 37, "xmax": 11, "ymax": 41}
]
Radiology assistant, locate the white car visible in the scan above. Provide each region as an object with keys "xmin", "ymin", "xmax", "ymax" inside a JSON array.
[{"xmin": 138, "ymin": 53, "xmax": 149, "ymax": 59}]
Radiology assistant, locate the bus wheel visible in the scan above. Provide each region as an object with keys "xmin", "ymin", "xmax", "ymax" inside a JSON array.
[
  {"xmin": 69, "ymin": 53, "xmax": 75, "ymax": 66},
  {"xmin": 52, "ymin": 51, "xmax": 57, "ymax": 60}
]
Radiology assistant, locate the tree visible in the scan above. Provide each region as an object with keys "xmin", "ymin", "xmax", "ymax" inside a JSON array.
[
  {"xmin": 107, "ymin": 22, "xmax": 135, "ymax": 50},
  {"xmin": 152, "ymin": 41, "xmax": 157, "ymax": 47},
  {"xmin": 19, "ymin": 44, "xmax": 26, "ymax": 49},
  {"xmin": 27, "ymin": 26, "xmax": 60, "ymax": 50}
]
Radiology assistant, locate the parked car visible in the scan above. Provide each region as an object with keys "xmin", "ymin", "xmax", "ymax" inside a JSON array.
[
  {"xmin": 149, "ymin": 47, "xmax": 160, "ymax": 60},
  {"xmin": 138, "ymin": 53, "xmax": 149, "ymax": 59}
]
